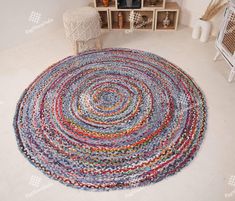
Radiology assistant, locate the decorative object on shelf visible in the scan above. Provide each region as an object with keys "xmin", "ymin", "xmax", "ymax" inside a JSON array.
[
  {"xmin": 214, "ymin": 1, "xmax": 235, "ymax": 82},
  {"xmin": 192, "ymin": 0, "xmax": 228, "ymax": 43},
  {"xmin": 95, "ymin": 1, "xmax": 179, "ymax": 31},
  {"xmin": 63, "ymin": 7, "xmax": 102, "ymax": 54},
  {"xmin": 99, "ymin": 12, "xmax": 108, "ymax": 28},
  {"xmin": 163, "ymin": 11, "xmax": 170, "ymax": 28},
  {"xmin": 127, "ymin": 11, "xmax": 153, "ymax": 32},
  {"xmin": 126, "ymin": 0, "xmax": 133, "ymax": 7},
  {"xmin": 118, "ymin": 11, "xmax": 124, "ymax": 28},
  {"xmin": 149, "ymin": 0, "xmax": 158, "ymax": 6},
  {"xmin": 118, "ymin": 0, "xmax": 141, "ymax": 9},
  {"xmin": 14, "ymin": 48, "xmax": 207, "ymax": 191},
  {"xmin": 102, "ymin": 0, "xmax": 109, "ymax": 7},
  {"xmin": 141, "ymin": 15, "xmax": 148, "ymax": 28},
  {"xmin": 131, "ymin": 11, "xmax": 141, "ymax": 25}
]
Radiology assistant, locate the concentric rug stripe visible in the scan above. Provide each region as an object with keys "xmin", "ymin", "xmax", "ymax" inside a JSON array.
[{"xmin": 13, "ymin": 48, "xmax": 207, "ymax": 191}]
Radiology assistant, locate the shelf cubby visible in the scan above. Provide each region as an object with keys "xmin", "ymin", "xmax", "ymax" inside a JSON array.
[
  {"xmin": 117, "ymin": 0, "xmax": 142, "ymax": 9},
  {"xmin": 142, "ymin": 0, "xmax": 165, "ymax": 9},
  {"xmin": 133, "ymin": 10, "xmax": 155, "ymax": 30},
  {"xmin": 98, "ymin": 9, "xmax": 110, "ymax": 29},
  {"xmin": 95, "ymin": 0, "xmax": 116, "ymax": 8},
  {"xmin": 110, "ymin": 10, "xmax": 131, "ymax": 29},
  {"xmin": 155, "ymin": 2, "xmax": 179, "ymax": 31}
]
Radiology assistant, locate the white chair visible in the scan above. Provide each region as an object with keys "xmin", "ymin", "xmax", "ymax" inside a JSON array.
[{"xmin": 214, "ymin": 1, "xmax": 235, "ymax": 82}]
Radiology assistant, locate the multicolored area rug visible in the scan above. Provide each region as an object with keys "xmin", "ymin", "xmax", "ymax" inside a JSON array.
[{"xmin": 14, "ymin": 48, "xmax": 207, "ymax": 191}]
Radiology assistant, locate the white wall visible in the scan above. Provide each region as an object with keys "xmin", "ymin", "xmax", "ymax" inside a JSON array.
[
  {"xmin": 0, "ymin": 0, "xmax": 227, "ymax": 51},
  {"xmin": 0, "ymin": 0, "xmax": 89, "ymax": 51}
]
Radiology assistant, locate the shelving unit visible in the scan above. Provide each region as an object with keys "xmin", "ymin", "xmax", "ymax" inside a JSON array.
[
  {"xmin": 110, "ymin": 10, "xmax": 131, "ymax": 29},
  {"xmin": 97, "ymin": 8, "xmax": 109, "ymax": 29},
  {"xmin": 155, "ymin": 3, "xmax": 179, "ymax": 31},
  {"xmin": 94, "ymin": 0, "xmax": 180, "ymax": 31}
]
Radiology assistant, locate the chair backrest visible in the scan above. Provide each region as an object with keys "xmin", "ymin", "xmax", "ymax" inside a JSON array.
[{"xmin": 216, "ymin": 1, "xmax": 235, "ymax": 65}]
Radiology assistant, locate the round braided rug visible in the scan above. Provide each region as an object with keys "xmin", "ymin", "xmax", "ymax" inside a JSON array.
[{"xmin": 14, "ymin": 48, "xmax": 207, "ymax": 191}]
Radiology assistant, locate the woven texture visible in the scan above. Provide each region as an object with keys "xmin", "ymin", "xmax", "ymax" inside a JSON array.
[
  {"xmin": 63, "ymin": 7, "xmax": 101, "ymax": 42},
  {"xmin": 14, "ymin": 48, "xmax": 207, "ymax": 191}
]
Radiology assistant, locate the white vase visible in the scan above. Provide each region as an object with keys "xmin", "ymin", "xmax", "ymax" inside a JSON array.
[{"xmin": 192, "ymin": 19, "xmax": 212, "ymax": 43}]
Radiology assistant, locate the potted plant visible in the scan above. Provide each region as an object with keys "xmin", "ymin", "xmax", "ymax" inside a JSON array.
[{"xmin": 192, "ymin": 0, "xmax": 228, "ymax": 43}]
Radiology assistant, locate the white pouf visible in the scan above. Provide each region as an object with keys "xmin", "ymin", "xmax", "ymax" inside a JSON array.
[{"xmin": 63, "ymin": 7, "xmax": 102, "ymax": 54}]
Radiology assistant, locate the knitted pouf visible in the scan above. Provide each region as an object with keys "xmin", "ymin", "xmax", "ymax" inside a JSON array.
[{"xmin": 63, "ymin": 7, "xmax": 102, "ymax": 54}]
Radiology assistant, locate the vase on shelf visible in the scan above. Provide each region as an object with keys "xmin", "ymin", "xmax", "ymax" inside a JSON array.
[
  {"xmin": 102, "ymin": 0, "xmax": 109, "ymax": 7},
  {"xmin": 118, "ymin": 12, "xmax": 124, "ymax": 29},
  {"xmin": 192, "ymin": 18, "xmax": 212, "ymax": 43},
  {"xmin": 163, "ymin": 12, "xmax": 170, "ymax": 28}
]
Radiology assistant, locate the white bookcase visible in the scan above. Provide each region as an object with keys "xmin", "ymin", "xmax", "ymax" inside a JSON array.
[{"xmin": 94, "ymin": 0, "xmax": 180, "ymax": 31}]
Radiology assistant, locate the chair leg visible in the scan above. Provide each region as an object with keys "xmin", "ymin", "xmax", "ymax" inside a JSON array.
[
  {"xmin": 228, "ymin": 68, "xmax": 235, "ymax": 82},
  {"xmin": 213, "ymin": 51, "xmax": 220, "ymax": 61}
]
